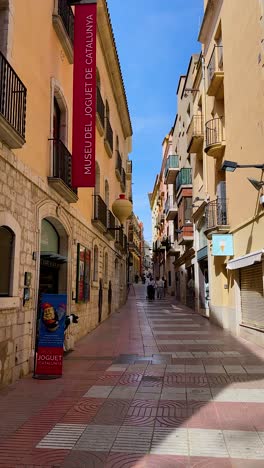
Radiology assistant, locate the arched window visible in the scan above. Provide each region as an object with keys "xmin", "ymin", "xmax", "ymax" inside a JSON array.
[
  {"xmin": 105, "ymin": 179, "xmax": 109, "ymax": 208},
  {"xmin": 104, "ymin": 252, "xmax": 108, "ymax": 284},
  {"xmin": 41, "ymin": 219, "xmax": 59, "ymax": 253},
  {"xmin": 0, "ymin": 226, "xmax": 14, "ymax": 296},
  {"xmin": 52, "ymin": 81, "xmax": 68, "ymax": 145},
  {"xmin": 93, "ymin": 245, "xmax": 99, "ymax": 282}
]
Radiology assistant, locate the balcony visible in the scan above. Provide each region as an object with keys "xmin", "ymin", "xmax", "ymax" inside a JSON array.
[
  {"xmin": 126, "ymin": 160, "xmax": 132, "ymax": 179},
  {"xmin": 187, "ymin": 115, "xmax": 204, "ymax": 153},
  {"xmin": 165, "ymin": 196, "xmax": 178, "ymax": 221},
  {"xmin": 205, "ymin": 198, "xmax": 229, "ymax": 238},
  {"xmin": 178, "ymin": 224, "xmax": 194, "ymax": 245},
  {"xmin": 96, "ymin": 86, "xmax": 105, "ymax": 136},
  {"xmin": 167, "ymin": 236, "xmax": 181, "ymax": 257},
  {"xmin": 48, "ymin": 139, "xmax": 78, "ymax": 203},
  {"xmin": 164, "ymin": 155, "xmax": 179, "ymax": 184},
  {"xmin": 207, "ymin": 45, "xmax": 224, "ymax": 97},
  {"xmin": 204, "ymin": 117, "xmax": 225, "ymax": 158},
  {"xmin": 115, "ymin": 150, "xmax": 122, "ymax": 181},
  {"xmin": 121, "ymin": 167, "xmax": 126, "ymax": 192},
  {"xmin": 104, "ymin": 117, "xmax": 113, "ymax": 157},
  {"xmin": 129, "ymin": 241, "xmax": 141, "ymax": 257},
  {"xmin": 153, "ymin": 240, "xmax": 161, "ymax": 253},
  {"xmin": 115, "ymin": 228, "xmax": 127, "ymax": 252},
  {"xmin": 105, "ymin": 209, "xmax": 116, "ymax": 240},
  {"xmin": 0, "ymin": 51, "xmax": 27, "ymax": 148},
  {"xmin": 53, "ymin": 0, "xmax": 74, "ymax": 64},
  {"xmin": 157, "ymin": 212, "xmax": 165, "ymax": 227},
  {"xmin": 176, "ymin": 168, "xmax": 192, "ymax": 194},
  {"xmin": 92, "ymin": 194, "xmax": 108, "ymax": 233}
]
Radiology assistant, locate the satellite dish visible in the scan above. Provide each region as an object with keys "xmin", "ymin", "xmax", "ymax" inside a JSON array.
[{"xmin": 247, "ymin": 178, "xmax": 264, "ymax": 191}]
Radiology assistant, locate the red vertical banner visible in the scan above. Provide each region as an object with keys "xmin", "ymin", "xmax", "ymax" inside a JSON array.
[{"xmin": 72, "ymin": 3, "xmax": 97, "ymax": 187}]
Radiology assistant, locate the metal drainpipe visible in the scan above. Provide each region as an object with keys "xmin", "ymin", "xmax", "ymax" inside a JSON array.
[{"xmin": 201, "ymin": 54, "xmax": 209, "ymax": 196}]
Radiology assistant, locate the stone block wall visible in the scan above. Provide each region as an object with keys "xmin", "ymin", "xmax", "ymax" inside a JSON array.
[{"xmin": 0, "ymin": 143, "xmax": 127, "ymax": 387}]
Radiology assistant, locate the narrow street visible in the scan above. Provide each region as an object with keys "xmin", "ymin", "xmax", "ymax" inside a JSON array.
[{"xmin": 0, "ymin": 285, "xmax": 264, "ymax": 467}]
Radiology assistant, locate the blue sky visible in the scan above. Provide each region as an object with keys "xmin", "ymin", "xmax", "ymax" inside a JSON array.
[{"xmin": 107, "ymin": 0, "xmax": 203, "ymax": 242}]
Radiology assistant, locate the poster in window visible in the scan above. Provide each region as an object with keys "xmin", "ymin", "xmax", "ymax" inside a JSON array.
[{"xmin": 76, "ymin": 244, "xmax": 90, "ymax": 303}]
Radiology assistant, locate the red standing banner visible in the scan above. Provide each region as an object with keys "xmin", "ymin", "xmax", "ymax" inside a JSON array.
[{"xmin": 72, "ymin": 3, "xmax": 97, "ymax": 187}]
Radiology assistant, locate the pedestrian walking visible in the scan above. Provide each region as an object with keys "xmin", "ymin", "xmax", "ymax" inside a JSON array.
[
  {"xmin": 156, "ymin": 277, "xmax": 164, "ymax": 299},
  {"xmin": 162, "ymin": 276, "xmax": 167, "ymax": 298},
  {"xmin": 148, "ymin": 276, "xmax": 156, "ymax": 300}
]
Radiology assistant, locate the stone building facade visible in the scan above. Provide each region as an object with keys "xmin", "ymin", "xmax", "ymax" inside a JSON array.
[{"xmin": 0, "ymin": 0, "xmax": 133, "ymax": 386}]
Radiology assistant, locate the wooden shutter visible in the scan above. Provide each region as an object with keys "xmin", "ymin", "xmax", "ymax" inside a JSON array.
[{"xmin": 240, "ymin": 263, "xmax": 264, "ymax": 329}]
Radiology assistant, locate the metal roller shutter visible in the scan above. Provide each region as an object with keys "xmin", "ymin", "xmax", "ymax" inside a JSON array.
[{"xmin": 240, "ymin": 263, "xmax": 264, "ymax": 329}]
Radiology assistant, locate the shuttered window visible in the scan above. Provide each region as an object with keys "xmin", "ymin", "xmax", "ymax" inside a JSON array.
[{"xmin": 240, "ymin": 263, "xmax": 264, "ymax": 329}]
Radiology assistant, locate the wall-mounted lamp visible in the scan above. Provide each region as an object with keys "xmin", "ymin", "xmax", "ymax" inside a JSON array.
[
  {"xmin": 192, "ymin": 195, "xmax": 210, "ymax": 208},
  {"xmin": 221, "ymin": 160, "xmax": 264, "ymax": 172},
  {"xmin": 247, "ymin": 178, "xmax": 264, "ymax": 191},
  {"xmin": 107, "ymin": 194, "xmax": 132, "ymax": 233}
]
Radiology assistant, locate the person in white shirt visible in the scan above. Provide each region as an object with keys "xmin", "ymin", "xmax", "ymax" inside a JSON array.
[{"xmin": 156, "ymin": 277, "xmax": 164, "ymax": 299}]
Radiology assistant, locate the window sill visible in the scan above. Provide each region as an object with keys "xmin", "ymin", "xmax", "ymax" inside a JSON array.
[{"xmin": 0, "ymin": 297, "xmax": 20, "ymax": 310}]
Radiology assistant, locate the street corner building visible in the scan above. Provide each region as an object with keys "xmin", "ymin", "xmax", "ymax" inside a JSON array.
[
  {"xmin": 0, "ymin": 0, "xmax": 133, "ymax": 386},
  {"xmin": 151, "ymin": 0, "xmax": 264, "ymax": 349}
]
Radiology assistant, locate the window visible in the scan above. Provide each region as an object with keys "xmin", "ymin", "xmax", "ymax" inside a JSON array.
[
  {"xmin": 41, "ymin": 219, "xmax": 59, "ymax": 253},
  {"xmin": 0, "ymin": 226, "xmax": 14, "ymax": 296},
  {"xmin": 184, "ymin": 198, "xmax": 192, "ymax": 224},
  {"xmin": 93, "ymin": 245, "xmax": 99, "ymax": 282},
  {"xmin": 105, "ymin": 180, "xmax": 109, "ymax": 208}
]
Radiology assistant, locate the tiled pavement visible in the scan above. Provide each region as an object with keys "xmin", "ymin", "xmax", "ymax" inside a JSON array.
[{"xmin": 1, "ymin": 286, "xmax": 264, "ymax": 466}]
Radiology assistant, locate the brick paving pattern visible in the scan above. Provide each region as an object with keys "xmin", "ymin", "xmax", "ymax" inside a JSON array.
[{"xmin": 1, "ymin": 284, "xmax": 264, "ymax": 466}]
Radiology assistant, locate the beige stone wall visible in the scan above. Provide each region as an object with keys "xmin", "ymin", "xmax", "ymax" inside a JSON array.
[
  {"xmin": 0, "ymin": 142, "xmax": 127, "ymax": 387},
  {"xmin": 198, "ymin": 0, "xmax": 264, "ymax": 333}
]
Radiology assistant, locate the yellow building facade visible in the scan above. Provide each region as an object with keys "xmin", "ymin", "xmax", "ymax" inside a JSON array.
[
  {"xmin": 193, "ymin": 0, "xmax": 264, "ymax": 344},
  {"xmin": 0, "ymin": 0, "xmax": 132, "ymax": 385},
  {"xmin": 151, "ymin": 0, "xmax": 264, "ymax": 347}
]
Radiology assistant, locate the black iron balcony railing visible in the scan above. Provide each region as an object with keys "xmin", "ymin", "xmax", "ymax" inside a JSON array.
[
  {"xmin": 205, "ymin": 198, "xmax": 228, "ymax": 229},
  {"xmin": 176, "ymin": 168, "xmax": 192, "ymax": 193},
  {"xmin": 205, "ymin": 117, "xmax": 224, "ymax": 148},
  {"xmin": 126, "ymin": 160, "xmax": 132, "ymax": 175},
  {"xmin": 107, "ymin": 209, "xmax": 115, "ymax": 231},
  {"xmin": 93, "ymin": 194, "xmax": 107, "ymax": 228},
  {"xmin": 105, "ymin": 117, "xmax": 113, "ymax": 152},
  {"xmin": 115, "ymin": 226, "xmax": 124, "ymax": 247},
  {"xmin": 165, "ymin": 196, "xmax": 177, "ymax": 214},
  {"xmin": 124, "ymin": 234, "xmax": 128, "ymax": 252},
  {"xmin": 207, "ymin": 45, "xmax": 223, "ymax": 86},
  {"xmin": 116, "ymin": 150, "xmax": 122, "ymax": 176},
  {"xmin": 96, "ymin": 86, "xmax": 105, "ymax": 126},
  {"xmin": 58, "ymin": 0, "xmax": 74, "ymax": 44},
  {"xmin": 121, "ymin": 167, "xmax": 126, "ymax": 190},
  {"xmin": 0, "ymin": 51, "xmax": 27, "ymax": 139},
  {"xmin": 187, "ymin": 115, "xmax": 203, "ymax": 147},
  {"xmin": 51, "ymin": 139, "xmax": 77, "ymax": 193},
  {"xmin": 129, "ymin": 241, "xmax": 141, "ymax": 256}
]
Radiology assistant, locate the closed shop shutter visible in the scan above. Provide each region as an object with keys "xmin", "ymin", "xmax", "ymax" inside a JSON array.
[{"xmin": 240, "ymin": 263, "xmax": 264, "ymax": 329}]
